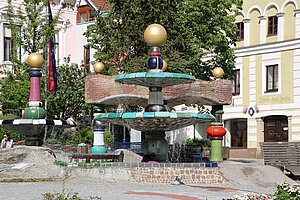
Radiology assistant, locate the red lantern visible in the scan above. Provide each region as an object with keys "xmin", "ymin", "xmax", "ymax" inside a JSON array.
[{"xmin": 207, "ymin": 126, "xmax": 226, "ymax": 140}]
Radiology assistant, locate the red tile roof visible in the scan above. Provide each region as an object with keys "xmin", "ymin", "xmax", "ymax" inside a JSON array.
[{"xmin": 90, "ymin": 0, "xmax": 109, "ymax": 10}]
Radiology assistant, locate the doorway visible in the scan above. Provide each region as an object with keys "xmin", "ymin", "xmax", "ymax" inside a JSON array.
[{"xmin": 264, "ymin": 115, "xmax": 288, "ymax": 142}]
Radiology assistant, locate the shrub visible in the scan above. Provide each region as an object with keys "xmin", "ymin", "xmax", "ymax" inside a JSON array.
[
  {"xmin": 185, "ymin": 138, "xmax": 211, "ymax": 147},
  {"xmin": 274, "ymin": 183, "xmax": 300, "ymax": 200}
]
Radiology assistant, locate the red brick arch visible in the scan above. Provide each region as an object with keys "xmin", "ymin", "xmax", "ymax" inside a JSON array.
[{"xmin": 85, "ymin": 74, "xmax": 232, "ymax": 107}]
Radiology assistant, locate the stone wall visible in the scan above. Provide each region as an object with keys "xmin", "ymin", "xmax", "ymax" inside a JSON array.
[{"xmin": 66, "ymin": 163, "xmax": 225, "ymax": 184}]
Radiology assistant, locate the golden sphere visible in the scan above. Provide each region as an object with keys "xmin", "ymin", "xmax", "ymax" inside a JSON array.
[
  {"xmin": 94, "ymin": 62, "xmax": 105, "ymax": 73},
  {"xmin": 162, "ymin": 60, "xmax": 168, "ymax": 72},
  {"xmin": 144, "ymin": 24, "xmax": 167, "ymax": 46},
  {"xmin": 212, "ymin": 67, "xmax": 224, "ymax": 78},
  {"xmin": 27, "ymin": 53, "xmax": 44, "ymax": 69}
]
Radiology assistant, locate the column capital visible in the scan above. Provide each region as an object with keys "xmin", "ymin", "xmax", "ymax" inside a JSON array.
[
  {"xmin": 243, "ymin": 18, "xmax": 250, "ymax": 23},
  {"xmin": 258, "ymin": 16, "xmax": 266, "ymax": 21},
  {"xmin": 276, "ymin": 12, "xmax": 285, "ymax": 17},
  {"xmin": 294, "ymin": 9, "xmax": 300, "ymax": 15}
]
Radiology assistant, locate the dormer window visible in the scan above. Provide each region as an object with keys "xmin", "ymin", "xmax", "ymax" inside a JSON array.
[{"xmin": 77, "ymin": 5, "xmax": 95, "ymax": 24}]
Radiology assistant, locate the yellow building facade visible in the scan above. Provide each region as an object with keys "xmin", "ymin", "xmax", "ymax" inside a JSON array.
[{"xmin": 223, "ymin": 0, "xmax": 300, "ymax": 158}]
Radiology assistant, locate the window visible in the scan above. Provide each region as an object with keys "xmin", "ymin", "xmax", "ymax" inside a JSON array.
[
  {"xmin": 4, "ymin": 25, "xmax": 12, "ymax": 61},
  {"xmin": 266, "ymin": 64, "xmax": 278, "ymax": 92},
  {"xmin": 232, "ymin": 69, "xmax": 240, "ymax": 96},
  {"xmin": 4, "ymin": 37, "xmax": 11, "ymax": 61},
  {"xmin": 84, "ymin": 46, "xmax": 90, "ymax": 72},
  {"xmin": 236, "ymin": 22, "xmax": 244, "ymax": 41},
  {"xmin": 3, "ymin": 24, "xmax": 21, "ymax": 62},
  {"xmin": 77, "ymin": 5, "xmax": 95, "ymax": 24},
  {"xmin": 267, "ymin": 16, "xmax": 278, "ymax": 36}
]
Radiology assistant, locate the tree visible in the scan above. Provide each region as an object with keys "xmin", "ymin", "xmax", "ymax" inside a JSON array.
[
  {"xmin": 85, "ymin": 0, "xmax": 242, "ymax": 80},
  {"xmin": 46, "ymin": 58, "xmax": 91, "ymax": 121},
  {"xmin": 0, "ymin": 0, "xmax": 61, "ymax": 114}
]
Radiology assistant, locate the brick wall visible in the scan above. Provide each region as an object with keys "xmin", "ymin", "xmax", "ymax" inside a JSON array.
[{"xmin": 85, "ymin": 74, "xmax": 232, "ymax": 107}]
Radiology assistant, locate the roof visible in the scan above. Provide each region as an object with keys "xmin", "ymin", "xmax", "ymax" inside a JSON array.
[{"xmin": 85, "ymin": 0, "xmax": 110, "ymax": 11}]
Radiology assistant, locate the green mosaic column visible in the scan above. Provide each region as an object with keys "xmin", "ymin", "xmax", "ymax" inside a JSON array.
[{"xmin": 208, "ymin": 106, "xmax": 226, "ymax": 162}]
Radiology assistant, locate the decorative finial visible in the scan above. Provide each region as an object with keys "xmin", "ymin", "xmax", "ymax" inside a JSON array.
[
  {"xmin": 94, "ymin": 62, "xmax": 105, "ymax": 74},
  {"xmin": 212, "ymin": 67, "xmax": 224, "ymax": 79},
  {"xmin": 144, "ymin": 24, "xmax": 167, "ymax": 46},
  {"xmin": 27, "ymin": 53, "xmax": 44, "ymax": 70},
  {"xmin": 162, "ymin": 60, "xmax": 168, "ymax": 72},
  {"xmin": 144, "ymin": 24, "xmax": 167, "ymax": 71}
]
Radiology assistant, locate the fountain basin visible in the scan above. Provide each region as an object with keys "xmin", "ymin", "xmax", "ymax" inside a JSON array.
[
  {"xmin": 115, "ymin": 72, "xmax": 195, "ymax": 87},
  {"xmin": 95, "ymin": 112, "xmax": 214, "ymax": 132},
  {"xmin": 0, "ymin": 119, "xmax": 76, "ymax": 145}
]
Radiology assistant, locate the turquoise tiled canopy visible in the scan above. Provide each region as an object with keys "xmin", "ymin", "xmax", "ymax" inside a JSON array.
[
  {"xmin": 115, "ymin": 72, "xmax": 196, "ymax": 87},
  {"xmin": 95, "ymin": 112, "xmax": 215, "ymax": 132}
]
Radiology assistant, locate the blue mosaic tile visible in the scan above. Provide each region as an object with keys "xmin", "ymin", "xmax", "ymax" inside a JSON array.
[
  {"xmin": 205, "ymin": 162, "xmax": 218, "ymax": 168},
  {"xmin": 169, "ymin": 113, "xmax": 178, "ymax": 118},
  {"xmin": 154, "ymin": 112, "xmax": 170, "ymax": 117},
  {"xmin": 143, "ymin": 112, "xmax": 155, "ymax": 118},
  {"xmin": 122, "ymin": 112, "xmax": 137, "ymax": 119}
]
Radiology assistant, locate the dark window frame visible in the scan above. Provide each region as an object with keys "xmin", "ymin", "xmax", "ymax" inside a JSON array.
[
  {"xmin": 232, "ymin": 69, "xmax": 240, "ymax": 96},
  {"xmin": 236, "ymin": 22, "xmax": 244, "ymax": 41},
  {"xmin": 84, "ymin": 46, "xmax": 90, "ymax": 72},
  {"xmin": 267, "ymin": 16, "xmax": 278, "ymax": 36},
  {"xmin": 266, "ymin": 64, "xmax": 278, "ymax": 93}
]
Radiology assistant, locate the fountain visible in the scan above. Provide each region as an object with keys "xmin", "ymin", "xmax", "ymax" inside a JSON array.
[
  {"xmin": 89, "ymin": 24, "xmax": 230, "ymax": 162},
  {"xmin": 0, "ymin": 53, "xmax": 75, "ymax": 146}
]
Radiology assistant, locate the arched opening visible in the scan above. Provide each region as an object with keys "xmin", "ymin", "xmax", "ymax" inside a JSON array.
[{"xmin": 263, "ymin": 115, "xmax": 288, "ymax": 142}]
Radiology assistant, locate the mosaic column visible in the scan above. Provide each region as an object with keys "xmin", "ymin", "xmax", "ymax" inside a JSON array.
[
  {"xmin": 23, "ymin": 53, "xmax": 46, "ymax": 119},
  {"xmin": 91, "ymin": 126, "xmax": 107, "ymax": 154},
  {"xmin": 207, "ymin": 105, "xmax": 226, "ymax": 162},
  {"xmin": 142, "ymin": 24, "xmax": 168, "ymax": 162}
]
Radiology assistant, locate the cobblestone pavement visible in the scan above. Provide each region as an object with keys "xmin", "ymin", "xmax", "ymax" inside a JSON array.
[{"xmin": 0, "ymin": 179, "xmax": 275, "ymax": 200}]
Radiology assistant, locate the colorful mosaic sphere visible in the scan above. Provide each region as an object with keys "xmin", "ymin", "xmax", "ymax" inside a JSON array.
[
  {"xmin": 212, "ymin": 67, "xmax": 224, "ymax": 78},
  {"xmin": 144, "ymin": 24, "xmax": 167, "ymax": 46},
  {"xmin": 162, "ymin": 60, "xmax": 168, "ymax": 72},
  {"xmin": 27, "ymin": 53, "xmax": 44, "ymax": 69},
  {"xmin": 207, "ymin": 126, "xmax": 226, "ymax": 139},
  {"xmin": 148, "ymin": 56, "xmax": 163, "ymax": 69},
  {"xmin": 94, "ymin": 62, "xmax": 105, "ymax": 73}
]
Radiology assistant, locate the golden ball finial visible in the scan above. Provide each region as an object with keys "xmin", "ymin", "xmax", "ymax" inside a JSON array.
[
  {"xmin": 27, "ymin": 53, "xmax": 44, "ymax": 69},
  {"xmin": 212, "ymin": 67, "xmax": 224, "ymax": 79},
  {"xmin": 144, "ymin": 24, "xmax": 167, "ymax": 46},
  {"xmin": 162, "ymin": 60, "xmax": 168, "ymax": 72},
  {"xmin": 94, "ymin": 62, "xmax": 105, "ymax": 73}
]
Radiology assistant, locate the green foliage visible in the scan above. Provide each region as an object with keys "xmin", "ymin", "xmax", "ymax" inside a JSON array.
[
  {"xmin": 85, "ymin": 0, "xmax": 243, "ymax": 80},
  {"xmin": 104, "ymin": 129, "xmax": 114, "ymax": 146},
  {"xmin": 43, "ymin": 191, "xmax": 102, "ymax": 200},
  {"xmin": 0, "ymin": 68, "xmax": 30, "ymax": 115},
  {"xmin": 6, "ymin": 0, "xmax": 61, "ymax": 55},
  {"xmin": 0, "ymin": 115, "xmax": 25, "ymax": 142},
  {"xmin": 185, "ymin": 138, "xmax": 211, "ymax": 147},
  {"xmin": 274, "ymin": 183, "xmax": 300, "ymax": 200},
  {"xmin": 46, "ymin": 58, "xmax": 91, "ymax": 121},
  {"xmin": 2, "ymin": 0, "xmax": 61, "ymax": 116},
  {"xmin": 78, "ymin": 162, "xmax": 112, "ymax": 167}
]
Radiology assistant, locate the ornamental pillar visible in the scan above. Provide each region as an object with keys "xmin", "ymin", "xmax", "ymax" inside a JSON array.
[
  {"xmin": 243, "ymin": 18, "xmax": 250, "ymax": 46},
  {"xmin": 276, "ymin": 12, "xmax": 284, "ymax": 41},
  {"xmin": 207, "ymin": 105, "xmax": 226, "ymax": 162},
  {"xmin": 0, "ymin": 13, "xmax": 4, "ymax": 63},
  {"xmin": 258, "ymin": 16, "xmax": 266, "ymax": 44},
  {"xmin": 23, "ymin": 53, "xmax": 46, "ymax": 119}
]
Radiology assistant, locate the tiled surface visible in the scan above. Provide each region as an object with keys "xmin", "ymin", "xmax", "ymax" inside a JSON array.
[
  {"xmin": 95, "ymin": 112, "xmax": 215, "ymax": 131},
  {"xmin": 115, "ymin": 72, "xmax": 196, "ymax": 87}
]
